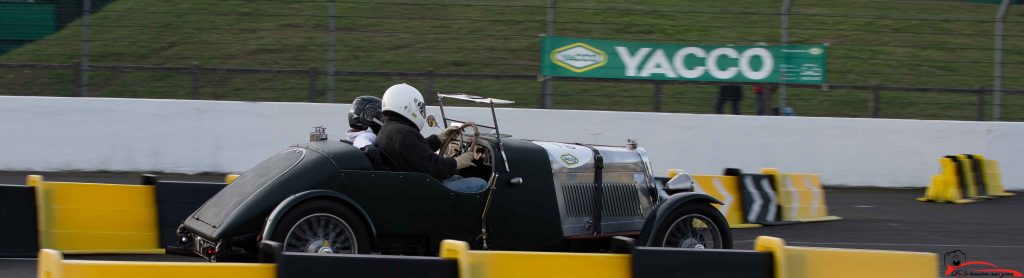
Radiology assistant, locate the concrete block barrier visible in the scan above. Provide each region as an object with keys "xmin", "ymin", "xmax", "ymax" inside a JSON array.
[
  {"xmin": 919, "ymin": 155, "xmax": 1016, "ymax": 203},
  {"xmin": 37, "ymin": 249, "xmax": 275, "ymax": 278},
  {"xmin": 755, "ymin": 236, "xmax": 937, "ymax": 278},
  {"xmin": 690, "ymin": 175, "xmax": 761, "ymax": 228},
  {"xmin": 27, "ymin": 175, "xmax": 164, "ymax": 254},
  {"xmin": 761, "ymin": 168, "xmax": 841, "ymax": 222},
  {"xmin": 440, "ymin": 240, "xmax": 632, "ymax": 278}
]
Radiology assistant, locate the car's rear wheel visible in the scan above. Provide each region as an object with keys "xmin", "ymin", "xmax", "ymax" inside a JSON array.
[
  {"xmin": 271, "ymin": 199, "xmax": 371, "ymax": 254},
  {"xmin": 650, "ymin": 202, "xmax": 732, "ymax": 249}
]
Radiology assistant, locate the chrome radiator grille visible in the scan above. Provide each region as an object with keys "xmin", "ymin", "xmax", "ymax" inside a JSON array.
[{"xmin": 561, "ymin": 183, "xmax": 644, "ymax": 218}]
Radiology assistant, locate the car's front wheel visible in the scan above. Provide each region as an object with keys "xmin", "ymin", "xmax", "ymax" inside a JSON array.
[
  {"xmin": 271, "ymin": 199, "xmax": 371, "ymax": 254},
  {"xmin": 650, "ymin": 202, "xmax": 732, "ymax": 249}
]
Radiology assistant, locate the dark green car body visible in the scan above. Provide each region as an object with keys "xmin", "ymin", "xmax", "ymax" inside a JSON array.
[{"xmin": 178, "ymin": 133, "xmax": 726, "ymax": 261}]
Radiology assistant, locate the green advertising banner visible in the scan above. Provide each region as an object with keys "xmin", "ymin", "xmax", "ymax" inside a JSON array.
[{"xmin": 540, "ymin": 36, "xmax": 827, "ymax": 84}]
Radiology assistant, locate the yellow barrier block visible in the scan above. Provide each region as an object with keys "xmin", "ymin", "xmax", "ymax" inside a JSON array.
[
  {"xmin": 918, "ymin": 158, "xmax": 977, "ymax": 204},
  {"xmin": 440, "ymin": 240, "xmax": 631, "ymax": 278},
  {"xmin": 225, "ymin": 174, "xmax": 240, "ymax": 184},
  {"xmin": 38, "ymin": 249, "xmax": 275, "ymax": 278},
  {"xmin": 755, "ymin": 236, "xmax": 937, "ymax": 278},
  {"xmin": 691, "ymin": 175, "xmax": 761, "ymax": 228},
  {"xmin": 30, "ymin": 175, "xmax": 164, "ymax": 254},
  {"xmin": 982, "ymin": 159, "xmax": 1016, "ymax": 197},
  {"xmin": 761, "ymin": 169, "xmax": 840, "ymax": 222}
]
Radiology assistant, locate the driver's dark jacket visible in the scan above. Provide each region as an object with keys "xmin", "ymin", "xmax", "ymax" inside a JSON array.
[{"xmin": 373, "ymin": 113, "xmax": 457, "ymax": 181}]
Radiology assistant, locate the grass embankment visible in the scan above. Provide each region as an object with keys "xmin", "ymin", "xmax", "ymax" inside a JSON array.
[{"xmin": 2, "ymin": 0, "xmax": 1023, "ymax": 120}]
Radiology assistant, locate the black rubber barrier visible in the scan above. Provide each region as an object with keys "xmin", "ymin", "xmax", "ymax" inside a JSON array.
[
  {"xmin": 0, "ymin": 184, "xmax": 39, "ymax": 257},
  {"xmin": 275, "ymin": 250, "xmax": 458, "ymax": 278},
  {"xmin": 632, "ymin": 247, "xmax": 774, "ymax": 278},
  {"xmin": 154, "ymin": 180, "xmax": 226, "ymax": 247}
]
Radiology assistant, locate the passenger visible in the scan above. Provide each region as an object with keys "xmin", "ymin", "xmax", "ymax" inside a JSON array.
[
  {"xmin": 345, "ymin": 96, "xmax": 383, "ymax": 149},
  {"xmin": 375, "ymin": 83, "xmax": 488, "ymax": 193}
]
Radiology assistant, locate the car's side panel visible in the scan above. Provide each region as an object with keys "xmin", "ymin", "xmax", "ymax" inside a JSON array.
[
  {"xmin": 485, "ymin": 139, "xmax": 566, "ymax": 251},
  {"xmin": 333, "ymin": 170, "xmax": 484, "ymax": 248}
]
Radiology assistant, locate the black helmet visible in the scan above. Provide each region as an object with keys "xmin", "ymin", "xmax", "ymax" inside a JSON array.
[{"xmin": 348, "ymin": 96, "xmax": 382, "ymax": 133}]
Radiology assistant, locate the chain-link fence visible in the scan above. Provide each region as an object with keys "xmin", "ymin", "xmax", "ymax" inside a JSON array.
[{"xmin": 2, "ymin": 0, "xmax": 1024, "ymax": 121}]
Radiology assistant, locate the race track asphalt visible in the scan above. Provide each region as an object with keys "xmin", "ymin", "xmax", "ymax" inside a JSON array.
[{"xmin": 1, "ymin": 171, "xmax": 1021, "ymax": 277}]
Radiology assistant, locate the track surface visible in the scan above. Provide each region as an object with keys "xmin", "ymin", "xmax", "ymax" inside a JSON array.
[{"xmin": 2, "ymin": 172, "xmax": 1021, "ymax": 277}]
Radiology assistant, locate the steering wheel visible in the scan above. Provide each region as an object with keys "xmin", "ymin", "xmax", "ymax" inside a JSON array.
[{"xmin": 440, "ymin": 122, "xmax": 479, "ymax": 158}]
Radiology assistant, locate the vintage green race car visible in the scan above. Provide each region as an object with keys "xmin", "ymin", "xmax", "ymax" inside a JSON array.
[{"xmin": 176, "ymin": 94, "xmax": 730, "ymax": 261}]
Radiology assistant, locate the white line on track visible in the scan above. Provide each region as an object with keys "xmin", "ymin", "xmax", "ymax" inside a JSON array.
[{"xmin": 733, "ymin": 240, "xmax": 1024, "ymax": 248}]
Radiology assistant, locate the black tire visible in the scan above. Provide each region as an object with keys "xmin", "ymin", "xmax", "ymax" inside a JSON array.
[
  {"xmin": 649, "ymin": 202, "xmax": 733, "ymax": 249},
  {"xmin": 270, "ymin": 199, "xmax": 371, "ymax": 254}
]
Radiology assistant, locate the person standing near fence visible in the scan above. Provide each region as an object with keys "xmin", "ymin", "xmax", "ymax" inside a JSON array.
[
  {"xmin": 753, "ymin": 83, "xmax": 777, "ymax": 115},
  {"xmin": 716, "ymin": 84, "xmax": 743, "ymax": 115}
]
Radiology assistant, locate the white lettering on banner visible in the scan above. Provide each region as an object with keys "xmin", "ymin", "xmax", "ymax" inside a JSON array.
[
  {"xmin": 673, "ymin": 47, "xmax": 706, "ymax": 78},
  {"xmin": 707, "ymin": 48, "xmax": 740, "ymax": 79},
  {"xmin": 740, "ymin": 48, "xmax": 773, "ymax": 80},
  {"xmin": 638, "ymin": 49, "xmax": 677, "ymax": 78},
  {"xmin": 618, "ymin": 46, "xmax": 775, "ymax": 81},
  {"xmin": 616, "ymin": 47, "xmax": 650, "ymax": 76}
]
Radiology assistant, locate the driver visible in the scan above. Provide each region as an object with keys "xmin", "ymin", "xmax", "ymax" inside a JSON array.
[{"xmin": 375, "ymin": 83, "xmax": 488, "ymax": 193}]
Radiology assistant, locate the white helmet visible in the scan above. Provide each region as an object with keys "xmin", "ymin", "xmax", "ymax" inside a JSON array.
[{"xmin": 381, "ymin": 83, "xmax": 427, "ymax": 130}]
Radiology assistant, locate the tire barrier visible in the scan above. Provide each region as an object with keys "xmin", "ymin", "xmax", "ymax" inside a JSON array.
[
  {"xmin": 918, "ymin": 154, "xmax": 1015, "ymax": 203},
  {"xmin": 690, "ymin": 175, "xmax": 761, "ymax": 228},
  {"xmin": 22, "ymin": 174, "xmax": 230, "ymax": 255},
  {"xmin": 37, "ymin": 249, "xmax": 275, "ymax": 278},
  {"xmin": 150, "ymin": 179, "xmax": 227, "ymax": 247},
  {"xmin": 761, "ymin": 168, "xmax": 841, "ymax": 223},
  {"xmin": 754, "ymin": 236, "xmax": 937, "ymax": 278},
  {"xmin": 27, "ymin": 175, "xmax": 165, "ymax": 254},
  {"xmin": 632, "ymin": 246, "xmax": 774, "ymax": 278},
  {"xmin": 0, "ymin": 184, "xmax": 39, "ymax": 257},
  {"xmin": 263, "ymin": 241, "xmax": 458, "ymax": 278}
]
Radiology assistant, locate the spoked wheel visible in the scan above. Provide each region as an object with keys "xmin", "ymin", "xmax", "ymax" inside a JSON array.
[
  {"xmin": 271, "ymin": 199, "xmax": 370, "ymax": 254},
  {"xmin": 285, "ymin": 213, "xmax": 356, "ymax": 253},
  {"xmin": 651, "ymin": 202, "xmax": 733, "ymax": 249}
]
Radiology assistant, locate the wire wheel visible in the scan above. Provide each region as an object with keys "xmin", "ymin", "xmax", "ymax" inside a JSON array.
[
  {"xmin": 284, "ymin": 213, "xmax": 357, "ymax": 254},
  {"xmin": 660, "ymin": 213, "xmax": 723, "ymax": 249}
]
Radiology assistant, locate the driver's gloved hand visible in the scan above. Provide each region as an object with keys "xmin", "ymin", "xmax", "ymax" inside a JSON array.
[
  {"xmin": 455, "ymin": 151, "xmax": 476, "ymax": 169},
  {"xmin": 439, "ymin": 125, "xmax": 461, "ymax": 142}
]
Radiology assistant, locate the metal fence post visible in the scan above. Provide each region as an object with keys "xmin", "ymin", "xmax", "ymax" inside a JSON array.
[
  {"xmin": 190, "ymin": 62, "xmax": 200, "ymax": 99},
  {"xmin": 80, "ymin": 0, "xmax": 91, "ymax": 97},
  {"xmin": 653, "ymin": 81, "xmax": 663, "ymax": 112},
  {"xmin": 993, "ymin": 0, "xmax": 1011, "ymax": 121},
  {"xmin": 977, "ymin": 86, "xmax": 986, "ymax": 121},
  {"xmin": 425, "ymin": 69, "xmax": 436, "ymax": 104},
  {"xmin": 541, "ymin": 0, "xmax": 555, "ymax": 109},
  {"xmin": 869, "ymin": 82, "xmax": 880, "ymax": 118},
  {"xmin": 308, "ymin": 67, "xmax": 319, "ymax": 102},
  {"xmin": 326, "ymin": 0, "xmax": 337, "ymax": 103},
  {"xmin": 778, "ymin": 0, "xmax": 792, "ymax": 110}
]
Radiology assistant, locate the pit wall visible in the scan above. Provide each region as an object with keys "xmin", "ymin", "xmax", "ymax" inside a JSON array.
[{"xmin": 2, "ymin": 95, "xmax": 1022, "ymax": 189}]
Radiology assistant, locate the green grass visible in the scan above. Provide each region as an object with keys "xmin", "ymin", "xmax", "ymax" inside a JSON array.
[{"xmin": 2, "ymin": 0, "xmax": 1024, "ymax": 120}]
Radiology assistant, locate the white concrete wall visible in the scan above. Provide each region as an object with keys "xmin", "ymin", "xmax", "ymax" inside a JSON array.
[{"xmin": 1, "ymin": 95, "xmax": 1022, "ymax": 189}]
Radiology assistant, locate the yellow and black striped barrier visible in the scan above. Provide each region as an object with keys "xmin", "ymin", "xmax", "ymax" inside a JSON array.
[
  {"xmin": 37, "ymin": 237, "xmax": 937, "ymax": 278},
  {"xmin": 918, "ymin": 154, "xmax": 1016, "ymax": 203}
]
